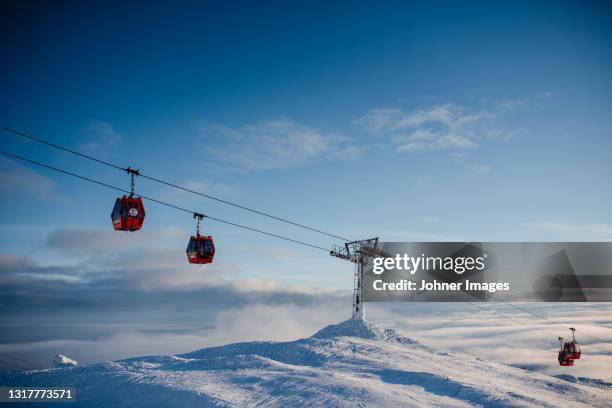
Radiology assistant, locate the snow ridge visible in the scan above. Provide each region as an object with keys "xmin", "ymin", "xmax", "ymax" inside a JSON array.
[
  {"xmin": 53, "ymin": 354, "xmax": 78, "ymax": 368},
  {"xmin": 311, "ymin": 316, "xmax": 415, "ymax": 343},
  {"xmin": 1, "ymin": 318, "xmax": 611, "ymax": 407}
]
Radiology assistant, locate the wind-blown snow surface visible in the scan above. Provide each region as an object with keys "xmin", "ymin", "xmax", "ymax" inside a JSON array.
[{"xmin": 1, "ymin": 319, "xmax": 610, "ymax": 407}]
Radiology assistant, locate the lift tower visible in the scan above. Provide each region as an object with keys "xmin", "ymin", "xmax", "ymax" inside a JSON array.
[{"xmin": 330, "ymin": 238, "xmax": 391, "ymax": 320}]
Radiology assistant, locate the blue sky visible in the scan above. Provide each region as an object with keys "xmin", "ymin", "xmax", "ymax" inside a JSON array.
[{"xmin": 0, "ymin": 1, "xmax": 611, "ymax": 371}]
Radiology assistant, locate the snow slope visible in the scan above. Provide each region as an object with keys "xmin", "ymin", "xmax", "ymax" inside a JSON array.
[{"xmin": 1, "ymin": 318, "xmax": 610, "ymax": 407}]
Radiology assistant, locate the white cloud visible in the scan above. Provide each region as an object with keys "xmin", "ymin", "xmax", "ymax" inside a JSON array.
[
  {"xmin": 436, "ymin": 132, "xmax": 479, "ymax": 150},
  {"xmin": 355, "ymin": 104, "xmax": 507, "ymax": 156},
  {"xmin": 0, "ymin": 302, "xmax": 350, "ymax": 368},
  {"xmin": 202, "ymin": 119, "xmax": 362, "ymax": 171},
  {"xmin": 3, "ymin": 300, "xmax": 609, "ymax": 382},
  {"xmin": 0, "ymin": 158, "xmax": 64, "ymax": 202},
  {"xmin": 2, "ymin": 223, "xmax": 350, "ymax": 294},
  {"xmin": 210, "ymin": 303, "xmax": 348, "ymax": 344},
  {"xmin": 354, "ymin": 108, "xmax": 403, "ymax": 135},
  {"xmin": 0, "ymin": 331, "xmax": 213, "ymax": 367},
  {"xmin": 367, "ymin": 302, "xmax": 612, "ymax": 381},
  {"xmin": 79, "ymin": 120, "xmax": 123, "ymax": 156},
  {"xmin": 199, "ymin": 99, "xmax": 525, "ymax": 173},
  {"xmin": 3, "ymin": 227, "xmax": 227, "ymax": 290},
  {"xmin": 46, "ymin": 227, "xmax": 184, "ymax": 255}
]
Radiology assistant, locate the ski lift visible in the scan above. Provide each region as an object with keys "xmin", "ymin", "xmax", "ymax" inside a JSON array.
[
  {"xmin": 111, "ymin": 167, "xmax": 146, "ymax": 231},
  {"xmin": 557, "ymin": 328, "xmax": 581, "ymax": 366},
  {"xmin": 186, "ymin": 213, "xmax": 215, "ymax": 264},
  {"xmin": 564, "ymin": 328, "xmax": 581, "ymax": 360},
  {"xmin": 558, "ymin": 337, "xmax": 574, "ymax": 366}
]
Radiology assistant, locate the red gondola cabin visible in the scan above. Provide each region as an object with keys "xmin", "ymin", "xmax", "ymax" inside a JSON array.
[
  {"xmin": 560, "ymin": 335, "xmax": 581, "ymax": 361},
  {"xmin": 111, "ymin": 195, "xmax": 146, "ymax": 231},
  {"xmin": 557, "ymin": 328, "xmax": 581, "ymax": 367},
  {"xmin": 558, "ymin": 349, "xmax": 574, "ymax": 367},
  {"xmin": 186, "ymin": 235, "xmax": 215, "ymax": 264}
]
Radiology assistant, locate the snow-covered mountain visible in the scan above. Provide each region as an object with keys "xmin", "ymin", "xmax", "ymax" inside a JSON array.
[
  {"xmin": 52, "ymin": 354, "xmax": 78, "ymax": 368},
  {"xmin": 1, "ymin": 318, "xmax": 610, "ymax": 407}
]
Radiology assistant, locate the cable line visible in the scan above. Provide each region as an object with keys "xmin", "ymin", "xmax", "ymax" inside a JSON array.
[
  {"xmin": 383, "ymin": 260, "xmax": 605, "ymax": 343},
  {"xmin": 0, "ymin": 353, "xmax": 44, "ymax": 368},
  {"xmin": 0, "ymin": 149, "xmax": 331, "ymax": 253},
  {"xmin": 485, "ymin": 296, "xmax": 608, "ymax": 343},
  {"xmin": 0, "ymin": 125, "xmax": 124, "ymax": 171},
  {"xmin": 463, "ymin": 300, "xmax": 560, "ymax": 339},
  {"xmin": 452, "ymin": 293, "xmax": 607, "ymax": 344},
  {"xmin": 383, "ymin": 268, "xmax": 563, "ymax": 340},
  {"xmin": 446, "ymin": 289, "xmax": 606, "ymax": 343},
  {"xmin": 139, "ymin": 173, "xmax": 351, "ymax": 241},
  {"xmin": 0, "ymin": 125, "xmax": 352, "ymax": 241},
  {"xmin": 0, "ymin": 359, "xmax": 30, "ymax": 371},
  {"xmin": 381, "ymin": 255, "xmax": 607, "ymax": 343}
]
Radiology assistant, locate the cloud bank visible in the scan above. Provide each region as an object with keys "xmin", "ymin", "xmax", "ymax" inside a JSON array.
[
  {"xmin": 202, "ymin": 119, "xmax": 362, "ymax": 172},
  {"xmin": 199, "ymin": 99, "xmax": 522, "ymax": 174}
]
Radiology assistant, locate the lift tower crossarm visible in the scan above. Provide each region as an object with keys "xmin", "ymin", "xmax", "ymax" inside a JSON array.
[{"xmin": 330, "ymin": 238, "xmax": 392, "ymax": 320}]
